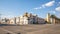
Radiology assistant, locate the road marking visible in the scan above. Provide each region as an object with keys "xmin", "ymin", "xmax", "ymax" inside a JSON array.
[{"xmin": 0, "ymin": 28, "xmax": 16, "ymax": 34}]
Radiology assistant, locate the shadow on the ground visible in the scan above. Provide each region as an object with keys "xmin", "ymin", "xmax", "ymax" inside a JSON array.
[
  {"xmin": 0, "ymin": 23, "xmax": 47, "ymax": 26},
  {"xmin": 6, "ymin": 32, "xmax": 21, "ymax": 34},
  {"xmin": 0, "ymin": 24, "xmax": 18, "ymax": 26}
]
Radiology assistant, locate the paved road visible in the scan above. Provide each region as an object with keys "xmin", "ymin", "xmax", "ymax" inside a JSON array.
[{"xmin": 0, "ymin": 24, "xmax": 60, "ymax": 34}]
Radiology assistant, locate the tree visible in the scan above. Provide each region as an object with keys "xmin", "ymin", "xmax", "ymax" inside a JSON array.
[{"xmin": 50, "ymin": 14, "xmax": 56, "ymax": 18}]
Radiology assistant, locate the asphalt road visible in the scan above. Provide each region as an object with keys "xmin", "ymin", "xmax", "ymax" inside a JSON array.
[{"xmin": 0, "ymin": 24, "xmax": 60, "ymax": 34}]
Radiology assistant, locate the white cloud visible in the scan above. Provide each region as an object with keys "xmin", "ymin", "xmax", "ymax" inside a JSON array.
[
  {"xmin": 39, "ymin": 7, "xmax": 42, "ymax": 9},
  {"xmin": 34, "ymin": 7, "xmax": 42, "ymax": 10},
  {"xmin": 59, "ymin": 2, "xmax": 60, "ymax": 4},
  {"xmin": 42, "ymin": 5, "xmax": 45, "ymax": 8},
  {"xmin": 34, "ymin": 8, "xmax": 38, "ymax": 10},
  {"xmin": 41, "ymin": 1, "xmax": 55, "ymax": 8},
  {"xmin": 53, "ymin": 11, "xmax": 56, "ymax": 14},
  {"xmin": 34, "ymin": 1, "xmax": 55, "ymax": 10},
  {"xmin": 49, "ymin": 11, "xmax": 56, "ymax": 14},
  {"xmin": 55, "ymin": 7, "xmax": 60, "ymax": 11},
  {"xmin": 44, "ymin": 1, "xmax": 55, "ymax": 7}
]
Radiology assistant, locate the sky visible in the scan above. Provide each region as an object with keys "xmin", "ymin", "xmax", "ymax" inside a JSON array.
[{"xmin": 0, "ymin": 0, "xmax": 60, "ymax": 18}]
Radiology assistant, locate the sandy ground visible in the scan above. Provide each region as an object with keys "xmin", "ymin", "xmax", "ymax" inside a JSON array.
[{"xmin": 0, "ymin": 24, "xmax": 60, "ymax": 34}]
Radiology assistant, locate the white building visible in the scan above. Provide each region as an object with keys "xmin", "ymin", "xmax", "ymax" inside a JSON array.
[
  {"xmin": 37, "ymin": 17, "xmax": 45, "ymax": 24},
  {"xmin": 19, "ymin": 16, "xmax": 28, "ymax": 25},
  {"xmin": 9, "ymin": 17, "xmax": 16, "ymax": 24},
  {"xmin": 15, "ymin": 17, "xmax": 20, "ymax": 24},
  {"xmin": 8, "ymin": 12, "xmax": 46, "ymax": 25}
]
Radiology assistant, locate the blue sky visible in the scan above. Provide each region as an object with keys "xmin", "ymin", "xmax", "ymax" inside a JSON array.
[{"xmin": 0, "ymin": 0, "xmax": 60, "ymax": 18}]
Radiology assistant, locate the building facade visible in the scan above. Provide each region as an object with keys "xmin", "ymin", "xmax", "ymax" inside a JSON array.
[
  {"xmin": 46, "ymin": 13, "xmax": 60, "ymax": 24},
  {"xmin": 1, "ymin": 12, "xmax": 46, "ymax": 25},
  {"xmin": 9, "ymin": 17, "xmax": 16, "ymax": 24}
]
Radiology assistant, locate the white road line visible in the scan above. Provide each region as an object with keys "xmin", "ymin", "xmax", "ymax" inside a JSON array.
[{"xmin": 0, "ymin": 28, "xmax": 16, "ymax": 34}]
